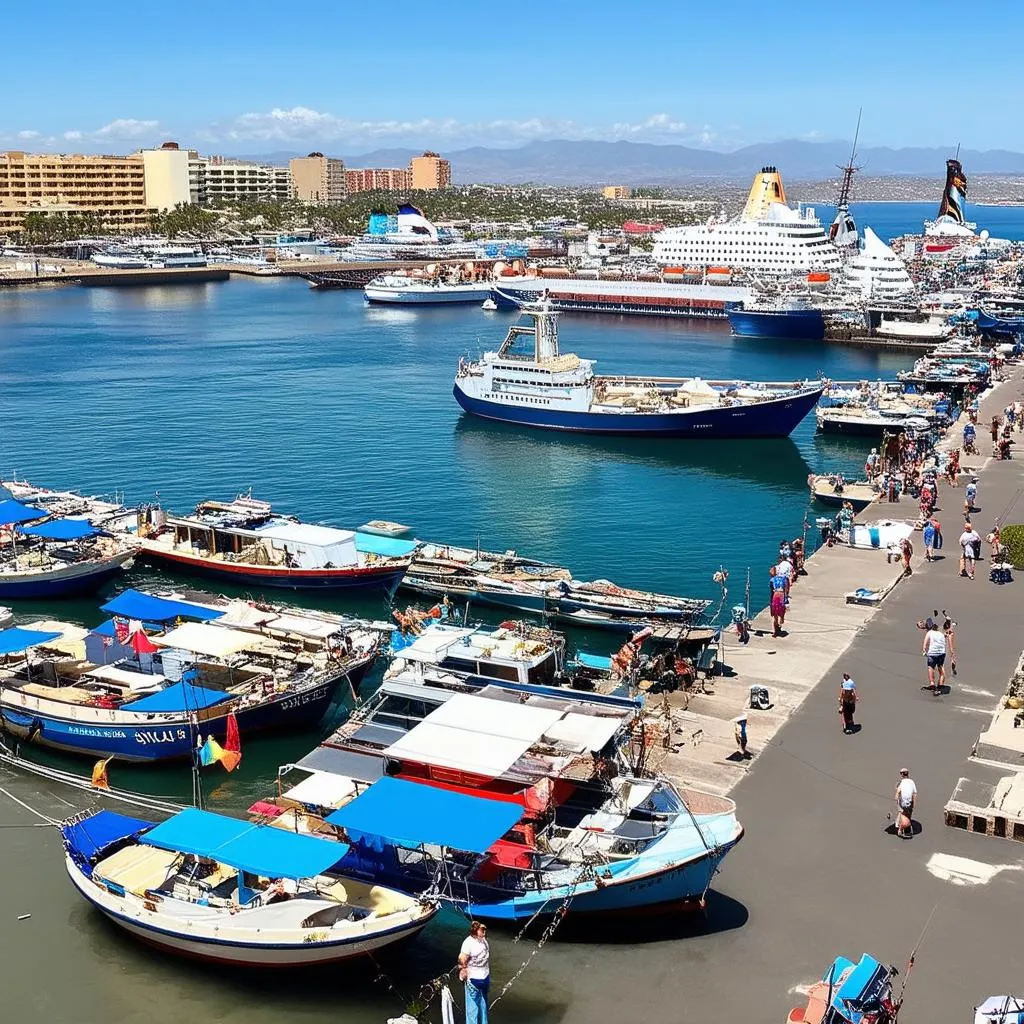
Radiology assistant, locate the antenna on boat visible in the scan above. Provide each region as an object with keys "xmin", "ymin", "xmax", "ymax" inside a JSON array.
[
  {"xmin": 835, "ymin": 108, "xmax": 862, "ymax": 211},
  {"xmin": 891, "ymin": 903, "xmax": 939, "ymax": 1019}
]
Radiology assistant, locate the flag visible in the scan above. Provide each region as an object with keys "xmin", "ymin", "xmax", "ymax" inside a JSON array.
[
  {"xmin": 199, "ymin": 736, "xmax": 224, "ymax": 767},
  {"xmin": 113, "ymin": 617, "xmax": 130, "ymax": 645},
  {"xmin": 221, "ymin": 712, "xmax": 242, "ymax": 772},
  {"xmin": 91, "ymin": 756, "xmax": 112, "ymax": 791},
  {"xmin": 130, "ymin": 630, "xmax": 158, "ymax": 655}
]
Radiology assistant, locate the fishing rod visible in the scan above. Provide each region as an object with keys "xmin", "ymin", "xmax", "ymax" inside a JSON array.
[{"xmin": 891, "ymin": 902, "xmax": 939, "ymax": 1018}]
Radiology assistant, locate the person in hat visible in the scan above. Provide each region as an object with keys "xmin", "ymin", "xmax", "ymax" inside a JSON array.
[
  {"xmin": 894, "ymin": 769, "xmax": 917, "ymax": 838},
  {"xmin": 733, "ymin": 715, "xmax": 750, "ymax": 759}
]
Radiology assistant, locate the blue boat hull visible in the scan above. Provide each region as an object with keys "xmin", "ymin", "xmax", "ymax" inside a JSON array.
[
  {"xmin": 453, "ymin": 385, "xmax": 823, "ymax": 439},
  {"xmin": 0, "ymin": 666, "xmax": 367, "ymax": 761},
  {"xmin": 975, "ymin": 309, "xmax": 1024, "ymax": 333},
  {"xmin": 728, "ymin": 308, "xmax": 825, "ymax": 340},
  {"xmin": 0, "ymin": 561, "xmax": 129, "ymax": 599}
]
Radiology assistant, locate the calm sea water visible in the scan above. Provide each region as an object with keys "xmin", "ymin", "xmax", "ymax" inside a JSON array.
[{"xmin": 1, "ymin": 202, "xmax": 1023, "ymax": 1024}]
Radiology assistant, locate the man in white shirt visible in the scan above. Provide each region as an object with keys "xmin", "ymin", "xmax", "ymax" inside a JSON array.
[
  {"xmin": 922, "ymin": 623, "xmax": 947, "ymax": 692},
  {"xmin": 959, "ymin": 522, "xmax": 981, "ymax": 580},
  {"xmin": 894, "ymin": 768, "xmax": 917, "ymax": 839}
]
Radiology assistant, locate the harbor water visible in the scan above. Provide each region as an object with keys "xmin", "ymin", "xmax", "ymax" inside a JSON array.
[{"xmin": 1, "ymin": 200, "xmax": 1023, "ymax": 1024}]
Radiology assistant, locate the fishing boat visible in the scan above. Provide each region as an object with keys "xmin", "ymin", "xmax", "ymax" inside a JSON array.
[
  {"xmin": 786, "ymin": 952, "xmax": 902, "ymax": 1024},
  {"xmin": 974, "ymin": 308, "xmax": 1024, "ymax": 334},
  {"xmin": 846, "ymin": 519, "xmax": 915, "ymax": 550},
  {"xmin": 453, "ymin": 301, "xmax": 824, "ymax": 438},
  {"xmin": 0, "ymin": 499, "xmax": 135, "ymax": 599},
  {"xmin": 815, "ymin": 406, "xmax": 933, "ymax": 437},
  {"xmin": 137, "ymin": 495, "xmax": 417, "ymax": 595},
  {"xmin": 404, "ymin": 541, "xmax": 710, "ymax": 629},
  {"xmin": 61, "ymin": 807, "xmax": 437, "ymax": 966},
  {"xmin": 808, "ymin": 474, "xmax": 877, "ymax": 511},
  {"xmin": 1, "ymin": 477, "xmax": 139, "ymax": 533},
  {"xmin": 974, "ymin": 996, "xmax": 1024, "ymax": 1024},
  {"xmin": 0, "ymin": 598, "xmax": 382, "ymax": 761}
]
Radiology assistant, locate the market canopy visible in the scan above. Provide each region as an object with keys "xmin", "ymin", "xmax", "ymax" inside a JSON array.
[
  {"xmin": 140, "ymin": 807, "xmax": 347, "ymax": 879},
  {"xmin": 123, "ymin": 681, "xmax": 233, "ymax": 713},
  {"xmin": 0, "ymin": 626, "xmax": 63, "ymax": 656},
  {"xmin": 327, "ymin": 777, "xmax": 522, "ymax": 854},
  {"xmin": 152, "ymin": 622, "xmax": 259, "ymax": 659},
  {"xmin": 0, "ymin": 499, "xmax": 46, "ymax": 527},
  {"xmin": 19, "ymin": 518, "xmax": 98, "ymax": 541},
  {"xmin": 101, "ymin": 589, "xmax": 225, "ymax": 624}
]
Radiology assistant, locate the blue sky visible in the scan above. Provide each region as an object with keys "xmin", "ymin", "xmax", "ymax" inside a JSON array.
[{"xmin": 2, "ymin": 0, "xmax": 1022, "ymax": 155}]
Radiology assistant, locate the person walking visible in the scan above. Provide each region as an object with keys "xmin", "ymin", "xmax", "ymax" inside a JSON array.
[
  {"xmin": 733, "ymin": 715, "xmax": 750, "ymax": 759},
  {"xmin": 922, "ymin": 517, "xmax": 937, "ymax": 561},
  {"xmin": 959, "ymin": 521, "xmax": 981, "ymax": 580},
  {"xmin": 459, "ymin": 921, "xmax": 491, "ymax": 1024},
  {"xmin": 922, "ymin": 620, "xmax": 947, "ymax": 693},
  {"xmin": 965, "ymin": 477, "xmax": 978, "ymax": 513},
  {"xmin": 838, "ymin": 672, "xmax": 858, "ymax": 734},
  {"xmin": 769, "ymin": 565, "xmax": 789, "ymax": 637},
  {"xmin": 894, "ymin": 768, "xmax": 917, "ymax": 839},
  {"xmin": 899, "ymin": 536, "xmax": 914, "ymax": 576},
  {"xmin": 991, "ymin": 414, "xmax": 1001, "ymax": 445}
]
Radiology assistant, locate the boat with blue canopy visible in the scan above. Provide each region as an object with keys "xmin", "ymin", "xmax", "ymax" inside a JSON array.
[
  {"xmin": 324, "ymin": 772, "xmax": 742, "ymax": 920},
  {"xmin": 0, "ymin": 598, "xmax": 384, "ymax": 761},
  {"xmin": 0, "ymin": 499, "xmax": 135, "ymax": 599},
  {"xmin": 61, "ymin": 807, "xmax": 437, "ymax": 966},
  {"xmin": 787, "ymin": 952, "xmax": 902, "ymax": 1024}
]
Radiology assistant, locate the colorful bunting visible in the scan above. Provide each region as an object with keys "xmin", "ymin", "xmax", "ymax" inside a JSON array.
[
  {"xmin": 130, "ymin": 630, "xmax": 158, "ymax": 655},
  {"xmin": 222, "ymin": 712, "xmax": 242, "ymax": 772}
]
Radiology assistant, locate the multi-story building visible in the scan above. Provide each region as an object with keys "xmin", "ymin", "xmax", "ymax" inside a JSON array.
[
  {"xmin": 602, "ymin": 185, "xmax": 632, "ymax": 200},
  {"xmin": 199, "ymin": 158, "xmax": 287, "ymax": 205},
  {"xmin": 141, "ymin": 142, "xmax": 193, "ymax": 211},
  {"xmin": 345, "ymin": 167, "xmax": 413, "ymax": 194},
  {"xmin": 0, "ymin": 149, "xmax": 152, "ymax": 236},
  {"xmin": 289, "ymin": 153, "xmax": 345, "ymax": 203},
  {"xmin": 410, "ymin": 151, "xmax": 451, "ymax": 190}
]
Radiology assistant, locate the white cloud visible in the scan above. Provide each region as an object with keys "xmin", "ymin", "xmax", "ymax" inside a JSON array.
[
  {"xmin": 9, "ymin": 108, "xmax": 729, "ymax": 153},
  {"xmin": 17, "ymin": 130, "xmax": 41, "ymax": 140}
]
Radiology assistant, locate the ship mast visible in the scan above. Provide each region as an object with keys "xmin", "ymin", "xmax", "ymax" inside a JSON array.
[{"xmin": 836, "ymin": 108, "xmax": 862, "ymax": 209}]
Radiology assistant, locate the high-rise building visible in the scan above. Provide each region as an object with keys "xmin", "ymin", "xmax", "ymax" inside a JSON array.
[
  {"xmin": 141, "ymin": 142, "xmax": 192, "ymax": 211},
  {"xmin": 289, "ymin": 153, "xmax": 346, "ymax": 203},
  {"xmin": 345, "ymin": 167, "xmax": 413, "ymax": 194},
  {"xmin": 602, "ymin": 185, "xmax": 632, "ymax": 200},
  {"xmin": 0, "ymin": 150, "xmax": 151, "ymax": 237},
  {"xmin": 410, "ymin": 151, "xmax": 451, "ymax": 190}
]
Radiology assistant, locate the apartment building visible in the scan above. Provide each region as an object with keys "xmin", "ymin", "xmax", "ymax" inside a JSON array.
[
  {"xmin": 0, "ymin": 150, "xmax": 151, "ymax": 236},
  {"xmin": 602, "ymin": 185, "xmax": 632, "ymax": 200},
  {"xmin": 289, "ymin": 153, "xmax": 346, "ymax": 203},
  {"xmin": 345, "ymin": 167, "xmax": 413, "ymax": 193},
  {"xmin": 410, "ymin": 151, "xmax": 451, "ymax": 190}
]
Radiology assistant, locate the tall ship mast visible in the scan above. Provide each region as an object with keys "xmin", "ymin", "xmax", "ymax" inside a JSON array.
[{"xmin": 829, "ymin": 110, "xmax": 862, "ymax": 252}]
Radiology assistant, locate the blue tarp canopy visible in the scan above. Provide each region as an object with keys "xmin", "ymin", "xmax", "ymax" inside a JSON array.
[
  {"xmin": 0, "ymin": 499, "xmax": 46, "ymax": 527},
  {"xmin": 62, "ymin": 809, "xmax": 153, "ymax": 861},
  {"xmin": 354, "ymin": 532, "xmax": 418, "ymax": 558},
  {"xmin": 326, "ymin": 777, "xmax": 523, "ymax": 855},
  {"xmin": 101, "ymin": 589, "xmax": 225, "ymax": 624},
  {"xmin": 140, "ymin": 807, "xmax": 348, "ymax": 879},
  {"xmin": 19, "ymin": 518, "xmax": 98, "ymax": 541},
  {"xmin": 123, "ymin": 681, "xmax": 233, "ymax": 713},
  {"xmin": 0, "ymin": 626, "xmax": 63, "ymax": 656}
]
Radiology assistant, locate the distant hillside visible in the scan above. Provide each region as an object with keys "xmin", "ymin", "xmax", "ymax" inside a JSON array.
[{"xmin": 239, "ymin": 140, "xmax": 1024, "ymax": 186}]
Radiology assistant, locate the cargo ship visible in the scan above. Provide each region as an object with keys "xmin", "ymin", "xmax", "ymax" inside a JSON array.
[{"xmin": 453, "ymin": 301, "xmax": 823, "ymax": 438}]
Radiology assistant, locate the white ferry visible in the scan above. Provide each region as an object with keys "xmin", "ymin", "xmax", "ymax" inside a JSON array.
[{"xmin": 652, "ymin": 167, "xmax": 843, "ymax": 274}]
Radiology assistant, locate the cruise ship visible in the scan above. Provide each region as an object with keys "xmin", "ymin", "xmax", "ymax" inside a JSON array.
[
  {"xmin": 652, "ymin": 167, "xmax": 843, "ymax": 275},
  {"xmin": 844, "ymin": 227, "xmax": 915, "ymax": 300}
]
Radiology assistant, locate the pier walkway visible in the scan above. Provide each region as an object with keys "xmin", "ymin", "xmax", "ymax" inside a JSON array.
[{"xmin": 559, "ymin": 365, "xmax": 1024, "ymax": 1024}]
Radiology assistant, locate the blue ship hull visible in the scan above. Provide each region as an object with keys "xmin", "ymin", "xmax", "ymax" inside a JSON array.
[
  {"xmin": 454, "ymin": 385, "xmax": 823, "ymax": 439},
  {"xmin": 0, "ymin": 561, "xmax": 128, "ymax": 599},
  {"xmin": 0, "ymin": 666, "xmax": 367, "ymax": 762},
  {"xmin": 728, "ymin": 307, "xmax": 825, "ymax": 340}
]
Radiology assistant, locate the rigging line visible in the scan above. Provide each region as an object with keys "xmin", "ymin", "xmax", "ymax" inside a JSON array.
[
  {"xmin": 761, "ymin": 742, "xmax": 896, "ymax": 803},
  {"xmin": 0, "ymin": 785, "xmax": 59, "ymax": 826}
]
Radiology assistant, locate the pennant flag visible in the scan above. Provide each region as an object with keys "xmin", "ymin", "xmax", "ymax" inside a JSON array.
[
  {"xmin": 221, "ymin": 712, "xmax": 242, "ymax": 772},
  {"xmin": 91, "ymin": 756, "xmax": 113, "ymax": 791},
  {"xmin": 113, "ymin": 617, "xmax": 130, "ymax": 645},
  {"xmin": 130, "ymin": 630, "xmax": 158, "ymax": 655}
]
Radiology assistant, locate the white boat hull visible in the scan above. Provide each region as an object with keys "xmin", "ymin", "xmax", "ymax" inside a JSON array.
[{"xmin": 67, "ymin": 856, "xmax": 434, "ymax": 966}]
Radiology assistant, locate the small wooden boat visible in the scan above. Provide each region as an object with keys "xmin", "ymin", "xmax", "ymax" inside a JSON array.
[
  {"xmin": 61, "ymin": 808, "xmax": 438, "ymax": 966},
  {"xmin": 808, "ymin": 474, "xmax": 876, "ymax": 511},
  {"xmin": 137, "ymin": 495, "xmax": 417, "ymax": 596},
  {"xmin": 787, "ymin": 952, "xmax": 902, "ymax": 1023}
]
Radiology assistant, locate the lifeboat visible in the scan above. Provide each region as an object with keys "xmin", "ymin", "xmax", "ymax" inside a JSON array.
[{"xmin": 807, "ymin": 271, "xmax": 831, "ymax": 283}]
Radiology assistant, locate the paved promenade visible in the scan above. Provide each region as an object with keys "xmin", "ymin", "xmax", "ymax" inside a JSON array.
[{"xmin": 552, "ymin": 366, "xmax": 1024, "ymax": 1024}]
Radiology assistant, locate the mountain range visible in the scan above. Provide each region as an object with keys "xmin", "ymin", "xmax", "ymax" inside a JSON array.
[{"xmin": 243, "ymin": 140, "xmax": 1024, "ymax": 185}]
